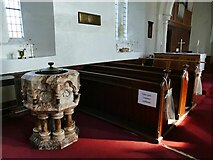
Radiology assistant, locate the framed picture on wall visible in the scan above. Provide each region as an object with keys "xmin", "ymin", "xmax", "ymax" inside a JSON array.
[{"xmin": 78, "ymin": 12, "xmax": 101, "ymax": 26}]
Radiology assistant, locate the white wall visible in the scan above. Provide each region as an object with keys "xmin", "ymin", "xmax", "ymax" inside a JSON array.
[
  {"xmin": 144, "ymin": 2, "xmax": 158, "ymax": 56},
  {"xmin": 0, "ymin": 1, "xmax": 9, "ymax": 44},
  {"xmin": 128, "ymin": 2, "xmax": 159, "ymax": 56},
  {"xmin": 128, "ymin": 2, "xmax": 146, "ymax": 53},
  {"xmin": 1, "ymin": 2, "xmax": 160, "ymax": 74},
  {"xmin": 0, "ymin": 2, "xmax": 55, "ymax": 59},
  {"xmin": 53, "ymin": 2, "xmax": 145, "ymax": 66},
  {"xmin": 154, "ymin": 1, "xmax": 174, "ymax": 53},
  {"xmin": 189, "ymin": 2, "xmax": 212, "ymax": 55},
  {"xmin": 21, "ymin": 2, "xmax": 56, "ymax": 58}
]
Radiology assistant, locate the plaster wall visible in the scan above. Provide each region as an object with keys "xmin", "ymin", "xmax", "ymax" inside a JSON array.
[
  {"xmin": 1, "ymin": 2, "xmax": 159, "ymax": 74},
  {"xmin": 189, "ymin": 2, "xmax": 212, "ymax": 55},
  {"xmin": 0, "ymin": 2, "xmax": 55, "ymax": 59}
]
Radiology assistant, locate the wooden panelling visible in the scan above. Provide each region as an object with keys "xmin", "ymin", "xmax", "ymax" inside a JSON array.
[{"xmin": 167, "ymin": 2, "xmax": 192, "ymax": 52}]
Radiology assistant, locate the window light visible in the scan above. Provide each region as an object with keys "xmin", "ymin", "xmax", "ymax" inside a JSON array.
[{"xmin": 5, "ymin": 0, "xmax": 24, "ymax": 38}]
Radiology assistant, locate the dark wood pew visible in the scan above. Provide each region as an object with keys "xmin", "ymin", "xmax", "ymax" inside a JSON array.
[
  {"xmin": 116, "ymin": 57, "xmax": 199, "ymax": 72},
  {"xmin": 78, "ymin": 70, "xmax": 172, "ymax": 142},
  {"xmin": 152, "ymin": 58, "xmax": 199, "ymax": 72},
  {"xmin": 153, "ymin": 52, "xmax": 202, "ymax": 70},
  {"xmin": 0, "ymin": 75, "xmax": 28, "ymax": 119},
  {"xmin": 107, "ymin": 60, "xmax": 196, "ymax": 109},
  {"xmin": 87, "ymin": 63, "xmax": 188, "ymax": 119},
  {"xmin": 150, "ymin": 57, "xmax": 203, "ymax": 105},
  {"xmin": 84, "ymin": 65, "xmax": 169, "ymax": 84}
]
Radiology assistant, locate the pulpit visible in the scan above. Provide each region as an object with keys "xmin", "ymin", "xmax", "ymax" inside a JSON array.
[{"xmin": 21, "ymin": 62, "xmax": 80, "ymax": 150}]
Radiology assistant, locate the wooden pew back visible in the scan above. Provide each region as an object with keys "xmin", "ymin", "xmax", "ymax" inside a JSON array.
[
  {"xmin": 98, "ymin": 62, "xmax": 189, "ymax": 118},
  {"xmin": 108, "ymin": 60, "xmax": 194, "ymax": 109},
  {"xmin": 79, "ymin": 70, "xmax": 170, "ymax": 142},
  {"xmin": 84, "ymin": 64, "xmax": 169, "ymax": 83}
]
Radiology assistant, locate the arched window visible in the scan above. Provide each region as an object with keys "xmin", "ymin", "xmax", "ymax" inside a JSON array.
[{"xmin": 5, "ymin": 0, "xmax": 24, "ymax": 38}]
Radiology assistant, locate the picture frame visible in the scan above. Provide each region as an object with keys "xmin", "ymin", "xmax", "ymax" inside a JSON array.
[{"xmin": 78, "ymin": 12, "xmax": 101, "ymax": 26}]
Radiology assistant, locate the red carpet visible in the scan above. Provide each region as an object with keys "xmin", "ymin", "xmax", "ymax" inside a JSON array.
[
  {"xmin": 162, "ymin": 73, "xmax": 213, "ymax": 159},
  {"xmin": 1, "ymin": 73, "xmax": 213, "ymax": 159},
  {"xmin": 2, "ymin": 112, "xmax": 186, "ymax": 159}
]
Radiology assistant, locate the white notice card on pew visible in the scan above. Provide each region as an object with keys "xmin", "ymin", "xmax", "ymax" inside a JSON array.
[{"xmin": 138, "ymin": 89, "xmax": 157, "ymax": 108}]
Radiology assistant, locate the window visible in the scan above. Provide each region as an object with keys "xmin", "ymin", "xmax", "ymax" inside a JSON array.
[
  {"xmin": 5, "ymin": 0, "xmax": 24, "ymax": 38},
  {"xmin": 115, "ymin": 0, "xmax": 132, "ymax": 52},
  {"xmin": 115, "ymin": 0, "xmax": 128, "ymax": 41}
]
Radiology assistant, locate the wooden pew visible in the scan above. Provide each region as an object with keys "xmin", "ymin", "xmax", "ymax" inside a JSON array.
[
  {"xmin": 116, "ymin": 57, "xmax": 199, "ymax": 72},
  {"xmin": 0, "ymin": 74, "xmax": 28, "ymax": 119},
  {"xmin": 150, "ymin": 57, "xmax": 203, "ymax": 104},
  {"xmin": 84, "ymin": 64, "xmax": 188, "ymax": 119},
  {"xmin": 84, "ymin": 65, "xmax": 169, "ymax": 84},
  {"xmin": 152, "ymin": 58, "xmax": 199, "ymax": 72},
  {"xmin": 107, "ymin": 60, "xmax": 196, "ymax": 109},
  {"xmin": 153, "ymin": 53, "xmax": 205, "ymax": 71},
  {"xmin": 78, "ymin": 70, "xmax": 172, "ymax": 142}
]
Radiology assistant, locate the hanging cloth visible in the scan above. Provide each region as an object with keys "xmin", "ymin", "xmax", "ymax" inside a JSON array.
[
  {"xmin": 164, "ymin": 78, "xmax": 175, "ymax": 123},
  {"xmin": 194, "ymin": 71, "xmax": 203, "ymax": 95}
]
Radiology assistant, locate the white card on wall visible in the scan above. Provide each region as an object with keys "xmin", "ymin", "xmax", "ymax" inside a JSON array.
[{"xmin": 138, "ymin": 89, "xmax": 157, "ymax": 108}]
